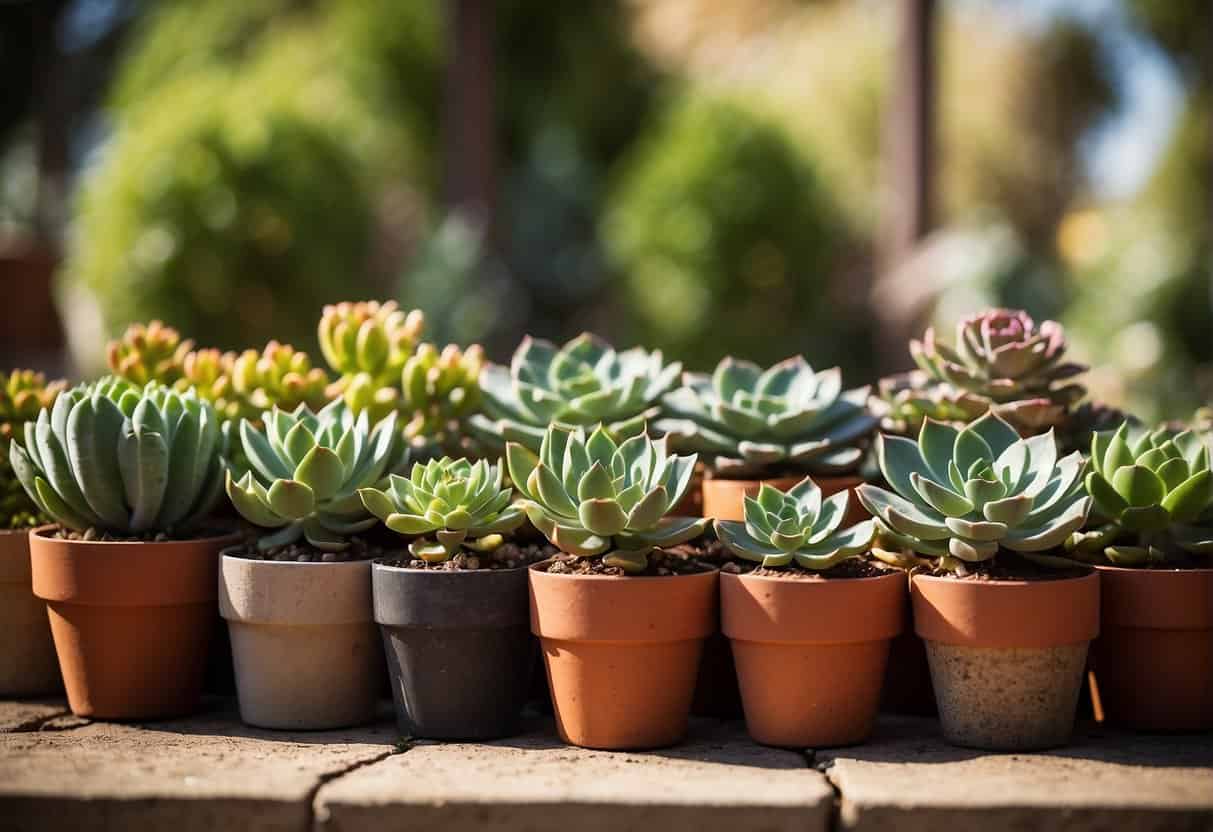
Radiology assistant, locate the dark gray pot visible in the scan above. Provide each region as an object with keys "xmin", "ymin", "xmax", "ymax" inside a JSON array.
[{"xmin": 372, "ymin": 560, "xmax": 535, "ymax": 740}]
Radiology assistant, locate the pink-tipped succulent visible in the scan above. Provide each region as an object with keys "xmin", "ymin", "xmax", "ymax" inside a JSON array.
[{"xmin": 909, "ymin": 308, "xmax": 1087, "ymax": 436}]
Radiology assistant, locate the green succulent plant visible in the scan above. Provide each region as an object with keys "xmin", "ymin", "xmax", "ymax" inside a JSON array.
[
  {"xmin": 1066, "ymin": 424, "xmax": 1213, "ymax": 565},
  {"xmin": 106, "ymin": 320, "xmax": 194, "ymax": 386},
  {"xmin": 506, "ymin": 424, "xmax": 709, "ymax": 573},
  {"xmin": 911, "ymin": 308, "xmax": 1087, "ymax": 436},
  {"xmin": 400, "ymin": 342, "xmax": 484, "ymax": 457},
  {"xmin": 869, "ymin": 370, "xmax": 990, "ymax": 437},
  {"xmin": 9, "ymin": 378, "xmax": 225, "ymax": 535},
  {"xmin": 1, "ymin": 371, "xmax": 68, "ymax": 529},
  {"xmin": 857, "ymin": 413, "xmax": 1091, "ymax": 572},
  {"xmin": 715, "ymin": 478, "xmax": 875, "ymax": 570},
  {"xmin": 319, "ymin": 301, "xmax": 425, "ymax": 417},
  {"xmin": 470, "ymin": 333, "xmax": 681, "ymax": 452},
  {"xmin": 359, "ymin": 457, "xmax": 524, "ymax": 562},
  {"xmin": 225, "ymin": 401, "xmax": 404, "ymax": 551},
  {"xmin": 657, "ymin": 356, "xmax": 876, "ymax": 478}
]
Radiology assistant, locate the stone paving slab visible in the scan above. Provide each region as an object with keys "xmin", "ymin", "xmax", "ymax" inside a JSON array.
[
  {"xmin": 821, "ymin": 716, "xmax": 1213, "ymax": 832},
  {"xmin": 315, "ymin": 716, "xmax": 832, "ymax": 832},
  {"xmin": 0, "ymin": 698, "xmax": 68, "ymax": 733},
  {"xmin": 0, "ymin": 699, "xmax": 400, "ymax": 832}
]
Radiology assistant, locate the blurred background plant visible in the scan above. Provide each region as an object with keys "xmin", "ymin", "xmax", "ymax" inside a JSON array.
[{"xmin": 3, "ymin": 0, "xmax": 1209, "ymax": 424}]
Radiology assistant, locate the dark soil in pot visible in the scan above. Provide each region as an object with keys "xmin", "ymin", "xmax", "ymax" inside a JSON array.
[{"xmin": 374, "ymin": 543, "xmax": 555, "ymax": 740}]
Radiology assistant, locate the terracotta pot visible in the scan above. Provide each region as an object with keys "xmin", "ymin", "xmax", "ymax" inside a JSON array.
[
  {"xmin": 1093, "ymin": 565, "xmax": 1213, "ymax": 733},
  {"xmin": 30, "ymin": 528, "xmax": 234, "ymax": 719},
  {"xmin": 219, "ymin": 554, "xmax": 384, "ymax": 730},
  {"xmin": 373, "ymin": 560, "xmax": 535, "ymax": 740},
  {"xmin": 912, "ymin": 572, "xmax": 1099, "ymax": 750},
  {"xmin": 0, "ymin": 528, "xmax": 61, "ymax": 696},
  {"xmin": 722, "ymin": 570, "xmax": 904, "ymax": 747},
  {"xmin": 702, "ymin": 474, "xmax": 868, "ymax": 524},
  {"xmin": 529, "ymin": 562, "xmax": 717, "ymax": 750}
]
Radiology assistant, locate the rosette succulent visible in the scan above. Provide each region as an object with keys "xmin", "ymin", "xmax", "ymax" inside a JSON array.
[
  {"xmin": 359, "ymin": 457, "xmax": 523, "ymax": 562},
  {"xmin": 9, "ymin": 378, "xmax": 224, "ymax": 535},
  {"xmin": 857, "ymin": 413, "xmax": 1091, "ymax": 571},
  {"xmin": 470, "ymin": 334, "xmax": 681, "ymax": 452},
  {"xmin": 106, "ymin": 320, "xmax": 193, "ymax": 386},
  {"xmin": 911, "ymin": 308, "xmax": 1087, "ymax": 436},
  {"xmin": 715, "ymin": 478, "xmax": 875, "ymax": 569},
  {"xmin": 1, "ymin": 370, "xmax": 67, "ymax": 529},
  {"xmin": 400, "ymin": 343, "xmax": 485, "ymax": 457},
  {"xmin": 1066, "ymin": 424, "xmax": 1213, "ymax": 565},
  {"xmin": 657, "ymin": 356, "xmax": 877, "ymax": 478},
  {"xmin": 869, "ymin": 370, "xmax": 989, "ymax": 437},
  {"xmin": 506, "ymin": 425, "xmax": 709, "ymax": 572},
  {"xmin": 225, "ymin": 402, "xmax": 403, "ymax": 552}
]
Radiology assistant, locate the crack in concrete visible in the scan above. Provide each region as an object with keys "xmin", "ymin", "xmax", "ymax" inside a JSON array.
[
  {"xmin": 806, "ymin": 749, "xmax": 844, "ymax": 832},
  {"xmin": 2, "ymin": 708, "xmax": 86, "ymax": 733},
  {"xmin": 307, "ymin": 740, "xmax": 412, "ymax": 832}
]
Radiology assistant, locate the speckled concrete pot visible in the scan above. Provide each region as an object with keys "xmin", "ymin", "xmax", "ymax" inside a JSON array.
[
  {"xmin": 219, "ymin": 553, "xmax": 384, "ymax": 730},
  {"xmin": 912, "ymin": 571, "xmax": 1099, "ymax": 751},
  {"xmin": 0, "ymin": 528, "xmax": 61, "ymax": 696},
  {"xmin": 1093, "ymin": 565, "xmax": 1213, "ymax": 733}
]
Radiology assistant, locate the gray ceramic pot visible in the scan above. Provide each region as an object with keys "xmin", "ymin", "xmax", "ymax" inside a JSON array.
[{"xmin": 372, "ymin": 560, "xmax": 535, "ymax": 740}]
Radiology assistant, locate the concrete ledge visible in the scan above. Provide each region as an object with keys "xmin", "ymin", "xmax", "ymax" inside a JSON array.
[
  {"xmin": 1, "ymin": 700, "xmax": 1211, "ymax": 832},
  {"xmin": 822, "ymin": 716, "xmax": 1213, "ymax": 832}
]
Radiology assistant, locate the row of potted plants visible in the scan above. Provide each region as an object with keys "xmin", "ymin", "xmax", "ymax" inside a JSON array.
[{"xmin": 0, "ymin": 305, "xmax": 1209, "ymax": 753}]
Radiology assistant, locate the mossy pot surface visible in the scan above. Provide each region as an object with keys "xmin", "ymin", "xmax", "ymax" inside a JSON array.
[
  {"xmin": 372, "ymin": 558, "xmax": 535, "ymax": 741},
  {"xmin": 219, "ymin": 551, "xmax": 384, "ymax": 730},
  {"xmin": 0, "ymin": 528, "xmax": 61, "ymax": 696},
  {"xmin": 528, "ymin": 560, "xmax": 718, "ymax": 750},
  {"xmin": 912, "ymin": 570, "xmax": 1099, "ymax": 751}
]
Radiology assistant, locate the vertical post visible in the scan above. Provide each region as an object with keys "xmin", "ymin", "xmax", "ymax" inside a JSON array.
[
  {"xmin": 444, "ymin": 0, "xmax": 497, "ymax": 245},
  {"xmin": 882, "ymin": 0, "xmax": 936, "ymax": 269}
]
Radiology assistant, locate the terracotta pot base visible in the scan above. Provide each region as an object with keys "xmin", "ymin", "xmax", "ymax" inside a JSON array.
[
  {"xmin": 927, "ymin": 641, "xmax": 1088, "ymax": 750},
  {"xmin": 0, "ymin": 530, "xmax": 60, "ymax": 696},
  {"xmin": 529, "ymin": 563, "xmax": 717, "ymax": 751},
  {"xmin": 31, "ymin": 529, "xmax": 232, "ymax": 720}
]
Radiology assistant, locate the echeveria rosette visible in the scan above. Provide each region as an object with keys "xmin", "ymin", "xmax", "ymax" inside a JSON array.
[
  {"xmin": 1066, "ymin": 425, "xmax": 1213, "ymax": 565},
  {"xmin": 225, "ymin": 401, "xmax": 405, "ymax": 552},
  {"xmin": 358, "ymin": 457, "xmax": 524, "ymax": 563},
  {"xmin": 469, "ymin": 333, "xmax": 682, "ymax": 452},
  {"xmin": 869, "ymin": 370, "xmax": 990, "ymax": 437},
  {"xmin": 911, "ymin": 308, "xmax": 1087, "ymax": 436},
  {"xmin": 657, "ymin": 356, "xmax": 877, "ymax": 479},
  {"xmin": 857, "ymin": 413, "xmax": 1091, "ymax": 572},
  {"xmin": 507, "ymin": 424, "xmax": 710, "ymax": 573},
  {"xmin": 715, "ymin": 478, "xmax": 875, "ymax": 570},
  {"xmin": 9, "ymin": 378, "xmax": 225, "ymax": 536}
]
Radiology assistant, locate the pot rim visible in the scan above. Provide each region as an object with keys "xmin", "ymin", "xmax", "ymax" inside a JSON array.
[
  {"xmin": 219, "ymin": 546, "xmax": 377, "ymax": 567},
  {"xmin": 720, "ymin": 566, "xmax": 904, "ymax": 585},
  {"xmin": 527, "ymin": 556, "xmax": 719, "ymax": 582},
  {"xmin": 1094, "ymin": 563, "xmax": 1213, "ymax": 575},
  {"xmin": 912, "ymin": 568, "xmax": 1095, "ymax": 589},
  {"xmin": 372, "ymin": 556, "xmax": 530, "ymax": 575},
  {"xmin": 35, "ymin": 525, "xmax": 240, "ymax": 547}
]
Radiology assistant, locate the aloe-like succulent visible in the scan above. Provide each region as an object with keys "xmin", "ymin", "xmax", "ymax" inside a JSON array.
[
  {"xmin": 1066, "ymin": 424, "xmax": 1213, "ymax": 565},
  {"xmin": 910, "ymin": 308, "xmax": 1087, "ymax": 436},
  {"xmin": 400, "ymin": 342, "xmax": 485, "ymax": 456},
  {"xmin": 9, "ymin": 378, "xmax": 224, "ymax": 535},
  {"xmin": 106, "ymin": 320, "xmax": 194, "ymax": 386},
  {"xmin": 657, "ymin": 356, "xmax": 876, "ymax": 478},
  {"xmin": 1, "ymin": 371, "xmax": 67, "ymax": 529},
  {"xmin": 715, "ymin": 478, "xmax": 875, "ymax": 569},
  {"xmin": 857, "ymin": 413, "xmax": 1091, "ymax": 571},
  {"xmin": 470, "ymin": 333, "xmax": 681, "ymax": 452},
  {"xmin": 507, "ymin": 424, "xmax": 709, "ymax": 572},
  {"xmin": 359, "ymin": 457, "xmax": 523, "ymax": 562},
  {"xmin": 226, "ymin": 401, "xmax": 404, "ymax": 552}
]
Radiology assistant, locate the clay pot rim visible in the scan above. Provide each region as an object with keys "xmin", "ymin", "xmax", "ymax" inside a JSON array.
[
  {"xmin": 912, "ymin": 568, "xmax": 1095, "ymax": 589},
  {"xmin": 219, "ymin": 548, "xmax": 377, "ymax": 568},
  {"xmin": 720, "ymin": 566, "xmax": 903, "ymax": 586},
  {"xmin": 1094, "ymin": 563, "xmax": 1213, "ymax": 576},
  {"xmin": 702, "ymin": 471, "xmax": 863, "ymax": 484},
  {"xmin": 36, "ymin": 526, "xmax": 240, "ymax": 548},
  {"xmin": 528, "ymin": 557, "xmax": 719, "ymax": 582}
]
